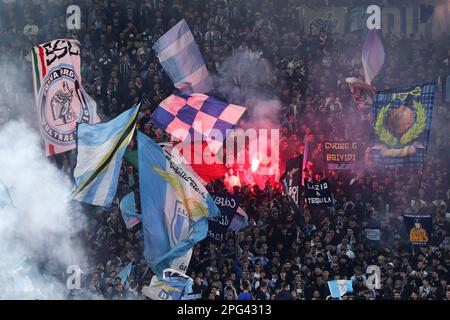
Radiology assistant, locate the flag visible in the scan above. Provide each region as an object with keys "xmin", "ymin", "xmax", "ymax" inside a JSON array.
[
  {"xmin": 178, "ymin": 141, "xmax": 228, "ymax": 183},
  {"xmin": 124, "ymin": 150, "xmax": 138, "ymax": 169},
  {"xmin": 120, "ymin": 192, "xmax": 142, "ymax": 229},
  {"xmin": 138, "ymin": 131, "xmax": 220, "ymax": 275},
  {"xmin": 124, "ymin": 141, "xmax": 227, "ymax": 184},
  {"xmin": 280, "ymin": 154, "xmax": 302, "ymax": 206},
  {"xmin": 327, "ymin": 280, "xmax": 353, "ymax": 299},
  {"xmin": 153, "ymin": 19, "xmax": 213, "ymax": 94},
  {"xmin": 142, "ymin": 269, "xmax": 194, "ymax": 300},
  {"xmin": 362, "ymin": 30, "xmax": 385, "ymax": 85},
  {"xmin": 0, "ymin": 179, "xmax": 13, "ymax": 209},
  {"xmin": 369, "ymin": 82, "xmax": 435, "ymax": 168},
  {"xmin": 403, "ymin": 214, "xmax": 432, "ymax": 246},
  {"xmin": 208, "ymin": 192, "xmax": 242, "ymax": 243},
  {"xmin": 229, "ymin": 206, "xmax": 248, "ymax": 232},
  {"xmin": 162, "ymin": 141, "xmax": 228, "ymax": 185},
  {"xmin": 31, "ymin": 39, "xmax": 100, "ymax": 156},
  {"xmin": 346, "ymin": 77, "xmax": 376, "ymax": 121},
  {"xmin": 72, "ymin": 104, "xmax": 140, "ymax": 207},
  {"xmin": 301, "ymin": 135, "xmax": 311, "ymax": 186},
  {"xmin": 304, "ymin": 178, "xmax": 333, "ymax": 210},
  {"xmin": 150, "ymin": 93, "xmax": 246, "ymax": 153},
  {"xmin": 116, "ymin": 262, "xmax": 133, "ymax": 284}
]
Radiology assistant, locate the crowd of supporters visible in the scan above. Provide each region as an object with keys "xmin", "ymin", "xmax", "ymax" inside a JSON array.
[{"xmin": 0, "ymin": 0, "xmax": 449, "ymax": 300}]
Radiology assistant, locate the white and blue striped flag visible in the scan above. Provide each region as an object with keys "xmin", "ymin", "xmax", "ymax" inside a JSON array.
[
  {"xmin": 153, "ymin": 19, "xmax": 213, "ymax": 94},
  {"xmin": 71, "ymin": 104, "xmax": 140, "ymax": 207},
  {"xmin": 327, "ymin": 280, "xmax": 353, "ymax": 299}
]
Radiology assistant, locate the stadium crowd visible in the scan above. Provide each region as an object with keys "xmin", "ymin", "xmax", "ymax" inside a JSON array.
[{"xmin": 0, "ymin": 0, "xmax": 449, "ymax": 300}]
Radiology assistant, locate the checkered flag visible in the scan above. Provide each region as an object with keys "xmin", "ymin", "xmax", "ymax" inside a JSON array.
[{"xmin": 150, "ymin": 93, "xmax": 246, "ymax": 152}]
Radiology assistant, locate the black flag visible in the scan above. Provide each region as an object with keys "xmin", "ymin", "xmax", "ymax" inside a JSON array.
[
  {"xmin": 403, "ymin": 214, "xmax": 432, "ymax": 246},
  {"xmin": 280, "ymin": 154, "xmax": 302, "ymax": 206},
  {"xmin": 304, "ymin": 178, "xmax": 333, "ymax": 210},
  {"xmin": 208, "ymin": 192, "xmax": 241, "ymax": 243}
]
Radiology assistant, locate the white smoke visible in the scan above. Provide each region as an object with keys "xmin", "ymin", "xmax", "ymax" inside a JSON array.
[
  {"xmin": 0, "ymin": 120, "xmax": 85, "ymax": 299},
  {"xmin": 215, "ymin": 48, "xmax": 282, "ymax": 130}
]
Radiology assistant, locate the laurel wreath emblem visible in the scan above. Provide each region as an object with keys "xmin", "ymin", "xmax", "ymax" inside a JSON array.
[{"xmin": 374, "ymin": 100, "xmax": 426, "ymax": 147}]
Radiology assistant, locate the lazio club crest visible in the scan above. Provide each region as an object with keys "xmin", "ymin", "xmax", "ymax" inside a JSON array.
[{"xmin": 170, "ymin": 200, "xmax": 192, "ymax": 246}]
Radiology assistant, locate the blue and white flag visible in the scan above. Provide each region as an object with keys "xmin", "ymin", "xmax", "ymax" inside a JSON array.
[
  {"xmin": 143, "ymin": 269, "xmax": 194, "ymax": 300},
  {"xmin": 153, "ymin": 19, "xmax": 213, "ymax": 94},
  {"xmin": 138, "ymin": 132, "xmax": 219, "ymax": 275},
  {"xmin": 327, "ymin": 280, "xmax": 353, "ymax": 299},
  {"xmin": 229, "ymin": 207, "xmax": 248, "ymax": 232},
  {"xmin": 120, "ymin": 192, "xmax": 142, "ymax": 229},
  {"xmin": 72, "ymin": 104, "xmax": 140, "ymax": 207},
  {"xmin": 151, "ymin": 93, "xmax": 246, "ymax": 153},
  {"xmin": 116, "ymin": 262, "xmax": 133, "ymax": 284}
]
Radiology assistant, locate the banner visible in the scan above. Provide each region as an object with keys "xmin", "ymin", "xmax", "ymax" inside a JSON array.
[
  {"xmin": 138, "ymin": 131, "xmax": 219, "ymax": 275},
  {"xmin": 369, "ymin": 82, "xmax": 435, "ymax": 168},
  {"xmin": 324, "ymin": 141, "xmax": 359, "ymax": 170},
  {"xmin": 403, "ymin": 214, "xmax": 432, "ymax": 246},
  {"xmin": 31, "ymin": 39, "xmax": 100, "ymax": 156},
  {"xmin": 280, "ymin": 155, "xmax": 302, "ymax": 206},
  {"xmin": 208, "ymin": 192, "xmax": 245, "ymax": 242},
  {"xmin": 208, "ymin": 192, "xmax": 240, "ymax": 243},
  {"xmin": 304, "ymin": 178, "xmax": 333, "ymax": 210}
]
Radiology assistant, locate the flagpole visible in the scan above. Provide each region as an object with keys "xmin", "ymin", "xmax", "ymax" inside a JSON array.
[
  {"xmin": 0, "ymin": 178, "xmax": 15, "ymax": 208},
  {"xmin": 417, "ymin": 162, "xmax": 425, "ymax": 195}
]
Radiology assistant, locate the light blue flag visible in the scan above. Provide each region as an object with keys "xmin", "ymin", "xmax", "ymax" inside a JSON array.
[
  {"xmin": 229, "ymin": 207, "xmax": 248, "ymax": 232},
  {"xmin": 138, "ymin": 131, "xmax": 220, "ymax": 275},
  {"xmin": 0, "ymin": 179, "xmax": 13, "ymax": 209},
  {"xmin": 116, "ymin": 262, "xmax": 133, "ymax": 284},
  {"xmin": 153, "ymin": 19, "xmax": 213, "ymax": 94},
  {"xmin": 120, "ymin": 192, "xmax": 142, "ymax": 229},
  {"xmin": 72, "ymin": 104, "xmax": 140, "ymax": 207},
  {"xmin": 143, "ymin": 269, "xmax": 195, "ymax": 300},
  {"xmin": 327, "ymin": 280, "xmax": 353, "ymax": 299}
]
